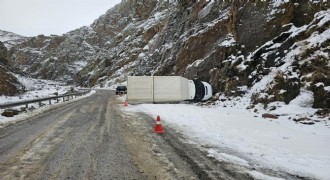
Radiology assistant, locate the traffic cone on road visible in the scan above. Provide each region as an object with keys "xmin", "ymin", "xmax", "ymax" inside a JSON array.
[
  {"xmin": 153, "ymin": 115, "xmax": 165, "ymax": 134},
  {"xmin": 124, "ymin": 100, "xmax": 128, "ymax": 106}
]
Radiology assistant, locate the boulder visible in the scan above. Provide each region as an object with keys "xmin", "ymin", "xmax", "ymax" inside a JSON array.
[
  {"xmin": 1, "ymin": 109, "xmax": 19, "ymax": 117},
  {"xmin": 315, "ymin": 108, "xmax": 330, "ymax": 116},
  {"xmin": 293, "ymin": 117, "xmax": 311, "ymax": 122},
  {"xmin": 299, "ymin": 121, "xmax": 315, "ymax": 125},
  {"xmin": 262, "ymin": 113, "xmax": 278, "ymax": 119},
  {"xmin": 1, "ymin": 111, "xmax": 14, "ymax": 117}
]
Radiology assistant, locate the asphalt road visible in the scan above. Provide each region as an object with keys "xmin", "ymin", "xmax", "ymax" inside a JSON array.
[{"xmin": 0, "ymin": 90, "xmax": 255, "ymax": 180}]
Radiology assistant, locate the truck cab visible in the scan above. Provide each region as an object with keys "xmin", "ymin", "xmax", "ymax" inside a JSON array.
[{"xmin": 192, "ymin": 80, "xmax": 212, "ymax": 101}]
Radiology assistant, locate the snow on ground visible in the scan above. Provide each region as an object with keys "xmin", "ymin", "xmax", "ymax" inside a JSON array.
[
  {"xmin": 0, "ymin": 75, "xmax": 96, "ymax": 125},
  {"xmin": 121, "ymin": 95, "xmax": 330, "ymax": 179},
  {"xmin": 0, "ymin": 90, "xmax": 96, "ymax": 125}
]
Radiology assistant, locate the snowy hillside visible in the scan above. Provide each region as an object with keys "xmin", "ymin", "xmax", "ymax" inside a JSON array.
[
  {"xmin": 0, "ymin": 74, "xmax": 78, "ymax": 105},
  {"xmin": 0, "ymin": 30, "xmax": 28, "ymax": 49},
  {"xmin": 1, "ymin": 0, "xmax": 329, "ymax": 112}
]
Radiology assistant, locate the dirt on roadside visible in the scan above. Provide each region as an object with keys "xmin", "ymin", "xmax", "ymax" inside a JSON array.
[{"xmin": 114, "ymin": 98, "xmax": 198, "ymax": 179}]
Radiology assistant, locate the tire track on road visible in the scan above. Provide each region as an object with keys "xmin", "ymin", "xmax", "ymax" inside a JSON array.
[{"xmin": 0, "ymin": 110, "xmax": 75, "ymax": 179}]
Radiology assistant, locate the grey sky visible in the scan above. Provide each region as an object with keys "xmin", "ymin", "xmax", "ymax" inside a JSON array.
[{"xmin": 0, "ymin": 0, "xmax": 121, "ymax": 37}]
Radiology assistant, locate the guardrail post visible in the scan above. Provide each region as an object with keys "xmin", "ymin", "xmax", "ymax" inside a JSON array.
[
  {"xmin": 49, "ymin": 99, "xmax": 52, "ymax": 105},
  {"xmin": 26, "ymin": 104, "xmax": 28, "ymax": 109},
  {"xmin": 63, "ymin": 97, "xmax": 65, "ymax": 102},
  {"xmin": 57, "ymin": 98, "xmax": 59, "ymax": 103},
  {"xmin": 39, "ymin": 101, "xmax": 42, "ymax": 107}
]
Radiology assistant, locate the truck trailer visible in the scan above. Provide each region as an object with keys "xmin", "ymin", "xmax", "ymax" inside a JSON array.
[{"xmin": 127, "ymin": 76, "xmax": 212, "ymax": 104}]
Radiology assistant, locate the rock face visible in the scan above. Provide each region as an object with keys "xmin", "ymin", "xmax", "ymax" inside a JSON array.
[
  {"xmin": 0, "ymin": 42, "xmax": 8, "ymax": 65},
  {"xmin": 0, "ymin": 41, "xmax": 23, "ymax": 96},
  {"xmin": 3, "ymin": 0, "xmax": 330, "ymax": 109}
]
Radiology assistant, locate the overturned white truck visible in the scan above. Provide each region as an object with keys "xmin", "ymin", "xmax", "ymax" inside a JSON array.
[{"xmin": 127, "ymin": 76, "xmax": 212, "ymax": 104}]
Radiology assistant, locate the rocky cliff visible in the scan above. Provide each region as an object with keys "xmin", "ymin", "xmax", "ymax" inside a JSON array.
[
  {"xmin": 3, "ymin": 0, "xmax": 330, "ymax": 109},
  {"xmin": 0, "ymin": 41, "xmax": 24, "ymax": 96}
]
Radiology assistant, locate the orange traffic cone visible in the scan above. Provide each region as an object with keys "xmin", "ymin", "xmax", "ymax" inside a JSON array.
[
  {"xmin": 153, "ymin": 115, "xmax": 165, "ymax": 134},
  {"xmin": 124, "ymin": 100, "xmax": 128, "ymax": 106}
]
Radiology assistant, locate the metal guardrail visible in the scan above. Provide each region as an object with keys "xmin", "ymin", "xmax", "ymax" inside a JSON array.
[{"xmin": 0, "ymin": 91, "xmax": 90, "ymax": 109}]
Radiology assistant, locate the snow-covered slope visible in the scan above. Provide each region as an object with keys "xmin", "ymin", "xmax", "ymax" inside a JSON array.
[
  {"xmin": 0, "ymin": 30, "xmax": 28, "ymax": 49},
  {"xmin": 2, "ymin": 0, "xmax": 329, "ymax": 111}
]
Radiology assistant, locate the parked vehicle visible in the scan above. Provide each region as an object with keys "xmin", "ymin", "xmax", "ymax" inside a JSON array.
[
  {"xmin": 127, "ymin": 76, "xmax": 212, "ymax": 104},
  {"xmin": 116, "ymin": 86, "xmax": 127, "ymax": 95}
]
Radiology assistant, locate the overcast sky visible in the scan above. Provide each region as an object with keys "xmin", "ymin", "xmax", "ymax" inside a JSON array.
[{"xmin": 0, "ymin": 0, "xmax": 121, "ymax": 37}]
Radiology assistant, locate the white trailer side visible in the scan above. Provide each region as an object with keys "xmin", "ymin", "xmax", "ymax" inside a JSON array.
[
  {"xmin": 127, "ymin": 76, "xmax": 194, "ymax": 104},
  {"xmin": 153, "ymin": 76, "xmax": 190, "ymax": 103},
  {"xmin": 127, "ymin": 76, "xmax": 154, "ymax": 104}
]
